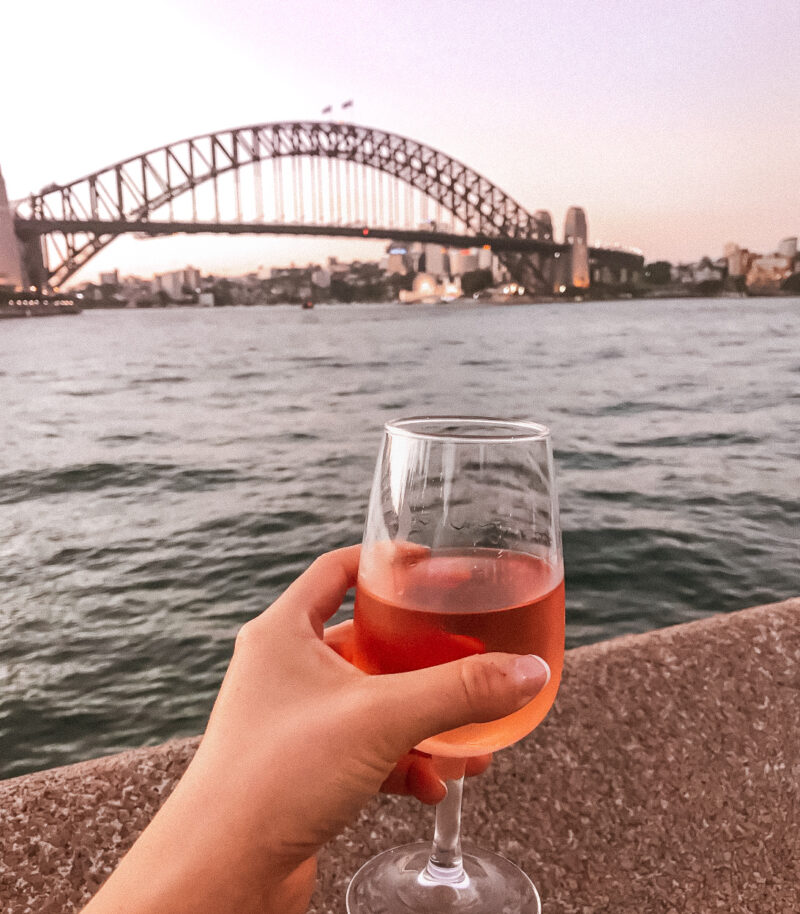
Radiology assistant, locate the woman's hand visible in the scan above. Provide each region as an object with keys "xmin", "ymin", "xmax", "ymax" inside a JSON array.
[
  {"xmin": 323, "ymin": 618, "xmax": 493, "ymax": 805},
  {"xmin": 82, "ymin": 545, "xmax": 550, "ymax": 914}
]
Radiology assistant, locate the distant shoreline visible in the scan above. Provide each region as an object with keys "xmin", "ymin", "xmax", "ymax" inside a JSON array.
[{"xmin": 63, "ymin": 289, "xmax": 798, "ymax": 311}]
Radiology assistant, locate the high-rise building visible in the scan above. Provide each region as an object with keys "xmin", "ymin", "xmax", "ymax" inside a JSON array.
[
  {"xmin": 724, "ymin": 242, "xmax": 758, "ymax": 278},
  {"xmin": 451, "ymin": 249, "xmax": 479, "ymax": 274},
  {"xmin": 413, "ymin": 222, "xmax": 452, "ymax": 279},
  {"xmin": 419, "ymin": 244, "xmax": 450, "ymax": 278},
  {"xmin": 184, "ymin": 266, "xmax": 201, "ymax": 290},
  {"xmin": 386, "ymin": 243, "xmax": 412, "ymax": 275},
  {"xmin": 746, "ymin": 253, "xmax": 794, "ymax": 292}
]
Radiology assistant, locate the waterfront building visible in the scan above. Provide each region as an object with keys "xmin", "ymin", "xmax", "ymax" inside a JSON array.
[
  {"xmin": 671, "ymin": 263, "xmax": 692, "ymax": 285},
  {"xmin": 593, "ymin": 264, "xmax": 615, "ymax": 286},
  {"xmin": 746, "ymin": 253, "xmax": 794, "ymax": 293},
  {"xmin": 671, "ymin": 258, "xmax": 726, "ymax": 291},
  {"xmin": 117, "ymin": 275, "xmax": 154, "ymax": 305},
  {"xmin": 184, "ymin": 266, "xmax": 201, "ymax": 290},
  {"xmin": 475, "ymin": 246, "xmax": 507, "ymax": 283},
  {"xmin": 413, "ymin": 222, "xmax": 453, "ymax": 279},
  {"xmin": 726, "ymin": 237, "xmax": 797, "ymax": 291},
  {"xmin": 386, "ymin": 225, "xmax": 501, "ymax": 285},
  {"xmin": 477, "ymin": 246, "xmax": 493, "ymax": 271},
  {"xmin": 311, "ymin": 267, "xmax": 331, "ymax": 291},
  {"xmin": 693, "ymin": 258, "xmax": 726, "ymax": 288},
  {"xmin": 385, "ymin": 244, "xmax": 413, "ymax": 275},
  {"xmin": 154, "ymin": 271, "xmax": 185, "ymax": 301},
  {"xmin": 724, "ymin": 243, "xmax": 751, "ymax": 277},
  {"xmin": 149, "ymin": 267, "xmax": 201, "ymax": 301},
  {"xmin": 326, "ymin": 257, "xmax": 350, "ymax": 277},
  {"xmin": 451, "ymin": 249, "xmax": 479, "ymax": 274},
  {"xmin": 419, "ymin": 243, "xmax": 450, "ymax": 278}
]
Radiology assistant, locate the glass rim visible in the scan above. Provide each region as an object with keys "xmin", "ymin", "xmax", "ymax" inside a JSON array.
[{"xmin": 384, "ymin": 415, "xmax": 551, "ymax": 443}]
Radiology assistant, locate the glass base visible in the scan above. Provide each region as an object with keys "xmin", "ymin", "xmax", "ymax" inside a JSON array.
[{"xmin": 346, "ymin": 842, "xmax": 541, "ymax": 914}]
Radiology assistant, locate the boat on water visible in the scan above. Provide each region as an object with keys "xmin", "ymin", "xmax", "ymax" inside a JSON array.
[{"xmin": 0, "ymin": 291, "xmax": 81, "ymax": 319}]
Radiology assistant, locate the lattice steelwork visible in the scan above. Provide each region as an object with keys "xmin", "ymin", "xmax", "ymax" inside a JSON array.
[{"xmin": 14, "ymin": 122, "xmax": 557, "ymax": 288}]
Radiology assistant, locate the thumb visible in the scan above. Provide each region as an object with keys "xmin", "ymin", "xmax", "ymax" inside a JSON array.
[{"xmin": 370, "ymin": 652, "xmax": 551, "ymax": 755}]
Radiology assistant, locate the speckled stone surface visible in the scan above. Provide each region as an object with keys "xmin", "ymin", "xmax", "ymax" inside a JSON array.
[{"xmin": 2, "ymin": 598, "xmax": 798, "ymax": 913}]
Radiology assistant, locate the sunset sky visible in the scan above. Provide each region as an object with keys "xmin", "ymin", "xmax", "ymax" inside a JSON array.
[{"xmin": 4, "ymin": 0, "xmax": 798, "ymax": 282}]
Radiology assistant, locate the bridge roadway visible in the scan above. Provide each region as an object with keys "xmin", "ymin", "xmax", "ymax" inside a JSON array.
[
  {"xmin": 14, "ymin": 218, "xmax": 641, "ymax": 271},
  {"xmin": 14, "ymin": 218, "xmax": 565, "ymax": 254}
]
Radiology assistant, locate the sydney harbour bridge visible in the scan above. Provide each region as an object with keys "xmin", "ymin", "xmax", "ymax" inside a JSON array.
[{"xmin": 0, "ymin": 121, "xmax": 643, "ymax": 294}]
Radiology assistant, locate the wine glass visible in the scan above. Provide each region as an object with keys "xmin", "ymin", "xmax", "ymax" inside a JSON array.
[{"xmin": 346, "ymin": 416, "xmax": 564, "ymax": 914}]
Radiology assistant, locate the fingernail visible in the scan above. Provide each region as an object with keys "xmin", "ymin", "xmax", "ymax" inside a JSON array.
[{"xmin": 510, "ymin": 654, "xmax": 551, "ymax": 694}]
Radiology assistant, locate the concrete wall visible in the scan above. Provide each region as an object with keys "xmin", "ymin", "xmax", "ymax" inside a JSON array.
[{"xmin": 1, "ymin": 597, "xmax": 798, "ymax": 913}]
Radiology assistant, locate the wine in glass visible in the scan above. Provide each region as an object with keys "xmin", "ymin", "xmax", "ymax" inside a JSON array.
[{"xmin": 347, "ymin": 416, "xmax": 564, "ymax": 914}]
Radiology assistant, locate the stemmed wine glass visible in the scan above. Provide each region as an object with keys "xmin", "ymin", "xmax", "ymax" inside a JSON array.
[{"xmin": 346, "ymin": 416, "xmax": 564, "ymax": 914}]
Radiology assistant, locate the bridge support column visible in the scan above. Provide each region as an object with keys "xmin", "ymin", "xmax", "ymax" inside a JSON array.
[
  {"xmin": 0, "ymin": 166, "xmax": 26, "ymax": 291},
  {"xmin": 564, "ymin": 206, "xmax": 590, "ymax": 290},
  {"xmin": 18, "ymin": 233, "xmax": 48, "ymax": 290},
  {"xmin": 499, "ymin": 251, "xmax": 552, "ymax": 294}
]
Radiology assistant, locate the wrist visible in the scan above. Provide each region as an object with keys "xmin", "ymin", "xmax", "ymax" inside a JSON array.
[{"xmin": 83, "ymin": 761, "xmax": 312, "ymax": 914}]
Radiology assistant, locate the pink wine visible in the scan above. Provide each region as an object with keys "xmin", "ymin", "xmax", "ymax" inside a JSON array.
[{"xmin": 353, "ymin": 547, "xmax": 564, "ymax": 756}]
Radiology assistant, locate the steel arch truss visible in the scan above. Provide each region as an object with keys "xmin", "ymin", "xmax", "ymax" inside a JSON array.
[{"xmin": 14, "ymin": 122, "xmax": 556, "ymax": 288}]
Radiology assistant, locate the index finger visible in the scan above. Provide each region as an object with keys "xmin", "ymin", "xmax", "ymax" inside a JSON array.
[{"xmin": 269, "ymin": 545, "xmax": 361, "ymax": 635}]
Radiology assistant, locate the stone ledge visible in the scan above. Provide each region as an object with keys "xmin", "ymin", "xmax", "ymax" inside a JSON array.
[{"xmin": 1, "ymin": 598, "xmax": 799, "ymax": 913}]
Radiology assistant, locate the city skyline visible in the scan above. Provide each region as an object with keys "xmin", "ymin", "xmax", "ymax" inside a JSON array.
[{"xmin": 4, "ymin": 0, "xmax": 799, "ymax": 283}]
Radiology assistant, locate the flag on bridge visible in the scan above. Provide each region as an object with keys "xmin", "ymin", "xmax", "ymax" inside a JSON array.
[
  {"xmin": 321, "ymin": 105, "xmax": 333, "ymax": 115},
  {"xmin": 341, "ymin": 99, "xmax": 354, "ymax": 109}
]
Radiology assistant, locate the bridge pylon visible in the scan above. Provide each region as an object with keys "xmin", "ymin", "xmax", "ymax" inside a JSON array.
[
  {"xmin": 0, "ymin": 167, "xmax": 27, "ymax": 290},
  {"xmin": 563, "ymin": 206, "xmax": 590, "ymax": 289}
]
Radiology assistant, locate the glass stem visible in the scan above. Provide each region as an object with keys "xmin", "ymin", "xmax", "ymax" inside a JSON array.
[{"xmin": 426, "ymin": 774, "xmax": 466, "ymax": 883}]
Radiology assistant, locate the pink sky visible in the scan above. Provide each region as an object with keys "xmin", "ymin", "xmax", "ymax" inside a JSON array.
[{"xmin": 4, "ymin": 0, "xmax": 798, "ymax": 282}]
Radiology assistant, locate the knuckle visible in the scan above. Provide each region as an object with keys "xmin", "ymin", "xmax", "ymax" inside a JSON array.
[
  {"xmin": 311, "ymin": 551, "xmax": 348, "ymax": 588},
  {"xmin": 309, "ymin": 553, "xmax": 330, "ymax": 573},
  {"xmin": 458, "ymin": 656, "xmax": 505, "ymax": 721},
  {"xmin": 310, "ymin": 552, "xmax": 336, "ymax": 580},
  {"xmin": 234, "ymin": 619, "xmax": 258, "ymax": 653}
]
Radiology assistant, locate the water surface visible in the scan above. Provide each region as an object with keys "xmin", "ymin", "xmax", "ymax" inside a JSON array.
[{"xmin": 1, "ymin": 297, "xmax": 797, "ymax": 776}]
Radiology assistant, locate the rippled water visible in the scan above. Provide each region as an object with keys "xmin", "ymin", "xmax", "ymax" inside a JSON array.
[{"xmin": 1, "ymin": 297, "xmax": 798, "ymax": 777}]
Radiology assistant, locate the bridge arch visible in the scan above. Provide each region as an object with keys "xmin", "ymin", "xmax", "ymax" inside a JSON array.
[{"xmin": 14, "ymin": 121, "xmax": 555, "ymax": 288}]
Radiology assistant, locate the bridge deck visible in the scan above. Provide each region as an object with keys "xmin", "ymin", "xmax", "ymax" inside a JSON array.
[{"xmin": 14, "ymin": 218, "xmax": 568, "ymax": 255}]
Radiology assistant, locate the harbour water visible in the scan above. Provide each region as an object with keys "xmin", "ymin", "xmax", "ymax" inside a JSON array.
[{"xmin": 1, "ymin": 297, "xmax": 798, "ymax": 777}]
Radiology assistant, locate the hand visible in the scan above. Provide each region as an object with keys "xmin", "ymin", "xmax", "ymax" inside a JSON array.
[
  {"xmin": 83, "ymin": 546, "xmax": 550, "ymax": 914},
  {"xmin": 323, "ymin": 618, "xmax": 493, "ymax": 805}
]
